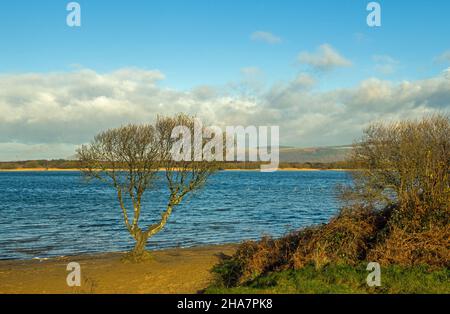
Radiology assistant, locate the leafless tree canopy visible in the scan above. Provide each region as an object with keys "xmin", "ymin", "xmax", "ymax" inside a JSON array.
[
  {"xmin": 343, "ymin": 114, "xmax": 449, "ymax": 231},
  {"xmin": 210, "ymin": 115, "xmax": 449, "ymax": 283},
  {"xmin": 77, "ymin": 114, "xmax": 219, "ymax": 260}
]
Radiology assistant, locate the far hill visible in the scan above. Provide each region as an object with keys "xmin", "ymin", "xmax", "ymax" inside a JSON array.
[
  {"xmin": 279, "ymin": 145, "xmax": 352, "ymax": 163},
  {"xmin": 0, "ymin": 145, "xmax": 354, "ymax": 170}
]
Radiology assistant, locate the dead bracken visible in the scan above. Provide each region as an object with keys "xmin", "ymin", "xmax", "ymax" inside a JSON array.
[{"xmin": 212, "ymin": 114, "xmax": 450, "ymax": 287}]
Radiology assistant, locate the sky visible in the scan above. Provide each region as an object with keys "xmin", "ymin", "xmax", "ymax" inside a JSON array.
[{"xmin": 0, "ymin": 0, "xmax": 449, "ymax": 160}]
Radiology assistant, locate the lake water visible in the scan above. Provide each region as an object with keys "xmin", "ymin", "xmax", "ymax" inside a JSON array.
[{"xmin": 0, "ymin": 171, "xmax": 352, "ymax": 260}]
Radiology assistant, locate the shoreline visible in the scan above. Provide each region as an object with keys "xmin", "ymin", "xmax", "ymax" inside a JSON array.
[
  {"xmin": 0, "ymin": 167, "xmax": 352, "ymax": 172},
  {"xmin": 0, "ymin": 243, "xmax": 237, "ymax": 294}
]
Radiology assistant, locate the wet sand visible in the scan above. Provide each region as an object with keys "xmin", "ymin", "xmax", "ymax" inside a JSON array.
[{"xmin": 0, "ymin": 244, "xmax": 237, "ymax": 294}]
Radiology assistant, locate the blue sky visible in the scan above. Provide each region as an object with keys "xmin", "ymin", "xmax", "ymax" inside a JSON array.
[
  {"xmin": 0, "ymin": 0, "xmax": 449, "ymax": 160},
  {"xmin": 0, "ymin": 0, "xmax": 449, "ymax": 89}
]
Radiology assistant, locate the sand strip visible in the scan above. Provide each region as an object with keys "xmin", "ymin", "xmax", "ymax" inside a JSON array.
[{"xmin": 0, "ymin": 244, "xmax": 237, "ymax": 294}]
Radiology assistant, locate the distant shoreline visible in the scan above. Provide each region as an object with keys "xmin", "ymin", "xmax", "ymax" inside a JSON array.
[{"xmin": 0, "ymin": 167, "xmax": 352, "ymax": 172}]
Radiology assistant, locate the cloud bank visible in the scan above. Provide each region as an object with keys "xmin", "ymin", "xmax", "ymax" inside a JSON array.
[
  {"xmin": 372, "ymin": 55, "xmax": 399, "ymax": 75},
  {"xmin": 298, "ymin": 44, "xmax": 352, "ymax": 71},
  {"xmin": 0, "ymin": 67, "xmax": 449, "ymax": 160},
  {"xmin": 436, "ymin": 50, "xmax": 450, "ymax": 63},
  {"xmin": 250, "ymin": 31, "xmax": 282, "ymax": 44}
]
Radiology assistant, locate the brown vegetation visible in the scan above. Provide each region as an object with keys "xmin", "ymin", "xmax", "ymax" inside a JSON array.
[{"xmin": 213, "ymin": 114, "xmax": 449, "ymax": 287}]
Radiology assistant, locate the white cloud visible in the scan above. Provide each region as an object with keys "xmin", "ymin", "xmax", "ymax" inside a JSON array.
[
  {"xmin": 240, "ymin": 67, "xmax": 265, "ymax": 88},
  {"xmin": 353, "ymin": 32, "xmax": 370, "ymax": 43},
  {"xmin": 436, "ymin": 50, "xmax": 450, "ymax": 63},
  {"xmin": 250, "ymin": 31, "xmax": 282, "ymax": 44},
  {"xmin": 444, "ymin": 67, "xmax": 450, "ymax": 79},
  {"xmin": 292, "ymin": 73, "xmax": 316, "ymax": 90},
  {"xmin": 298, "ymin": 44, "xmax": 352, "ymax": 71},
  {"xmin": 0, "ymin": 68, "xmax": 449, "ymax": 160},
  {"xmin": 372, "ymin": 54, "xmax": 399, "ymax": 75},
  {"xmin": 240, "ymin": 67, "xmax": 263, "ymax": 76}
]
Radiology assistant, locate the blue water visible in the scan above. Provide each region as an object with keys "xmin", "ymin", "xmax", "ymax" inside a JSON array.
[{"xmin": 0, "ymin": 171, "xmax": 351, "ymax": 260}]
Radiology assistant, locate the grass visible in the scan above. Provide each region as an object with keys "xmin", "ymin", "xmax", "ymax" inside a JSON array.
[{"xmin": 205, "ymin": 263, "xmax": 450, "ymax": 294}]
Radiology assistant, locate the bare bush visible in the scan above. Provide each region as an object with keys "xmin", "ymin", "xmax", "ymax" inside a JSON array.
[
  {"xmin": 345, "ymin": 114, "xmax": 449, "ymax": 231},
  {"xmin": 212, "ymin": 114, "xmax": 449, "ymax": 286}
]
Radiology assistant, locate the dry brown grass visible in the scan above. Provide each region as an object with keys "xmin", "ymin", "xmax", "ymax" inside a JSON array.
[
  {"xmin": 230, "ymin": 232, "xmax": 302, "ymax": 284},
  {"xmin": 218, "ymin": 206, "xmax": 388, "ymax": 284},
  {"xmin": 292, "ymin": 208, "xmax": 386, "ymax": 269},
  {"xmin": 368, "ymin": 225, "xmax": 450, "ymax": 268},
  {"xmin": 214, "ymin": 204, "xmax": 448, "ymax": 286},
  {"xmin": 213, "ymin": 115, "xmax": 449, "ymax": 286}
]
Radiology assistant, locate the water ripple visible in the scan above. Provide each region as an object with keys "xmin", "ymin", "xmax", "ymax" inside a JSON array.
[{"xmin": 0, "ymin": 171, "xmax": 351, "ymax": 260}]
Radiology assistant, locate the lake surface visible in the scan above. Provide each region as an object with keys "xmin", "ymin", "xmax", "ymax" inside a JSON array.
[{"xmin": 0, "ymin": 171, "xmax": 351, "ymax": 260}]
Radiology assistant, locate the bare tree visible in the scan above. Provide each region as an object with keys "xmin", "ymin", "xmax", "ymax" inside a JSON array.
[
  {"xmin": 77, "ymin": 114, "xmax": 219, "ymax": 261},
  {"xmin": 342, "ymin": 114, "xmax": 449, "ymax": 231}
]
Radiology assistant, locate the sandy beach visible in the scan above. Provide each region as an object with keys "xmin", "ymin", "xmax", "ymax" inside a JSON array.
[{"xmin": 0, "ymin": 244, "xmax": 237, "ymax": 294}]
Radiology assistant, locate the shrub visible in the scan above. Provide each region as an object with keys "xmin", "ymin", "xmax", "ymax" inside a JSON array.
[
  {"xmin": 368, "ymin": 224, "xmax": 450, "ymax": 268},
  {"xmin": 212, "ymin": 114, "xmax": 449, "ymax": 287},
  {"xmin": 346, "ymin": 114, "xmax": 449, "ymax": 232},
  {"xmin": 292, "ymin": 207, "xmax": 388, "ymax": 269}
]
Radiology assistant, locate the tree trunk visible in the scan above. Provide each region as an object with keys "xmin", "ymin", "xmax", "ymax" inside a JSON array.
[
  {"xmin": 129, "ymin": 230, "xmax": 149, "ymax": 261},
  {"xmin": 126, "ymin": 204, "xmax": 175, "ymax": 262}
]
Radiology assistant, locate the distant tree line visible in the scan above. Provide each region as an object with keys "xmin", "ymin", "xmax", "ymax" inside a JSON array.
[{"xmin": 0, "ymin": 160, "xmax": 356, "ymax": 170}]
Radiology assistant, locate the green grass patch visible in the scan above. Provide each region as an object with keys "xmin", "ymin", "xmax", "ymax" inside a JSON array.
[{"xmin": 205, "ymin": 264, "xmax": 450, "ymax": 294}]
